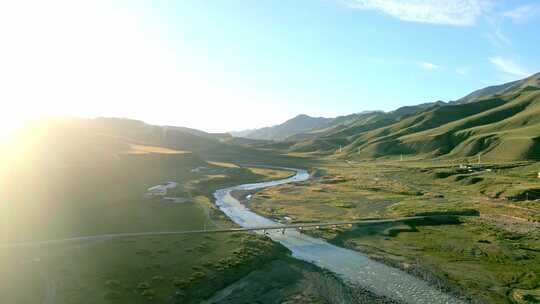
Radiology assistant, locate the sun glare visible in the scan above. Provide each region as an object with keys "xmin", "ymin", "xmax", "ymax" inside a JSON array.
[
  {"xmin": 0, "ymin": 117, "xmax": 27, "ymax": 143},
  {"xmin": 0, "ymin": 0, "xmax": 292, "ymax": 134}
]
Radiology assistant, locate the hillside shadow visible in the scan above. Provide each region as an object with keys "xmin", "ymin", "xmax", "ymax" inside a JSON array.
[{"xmin": 329, "ymin": 215, "xmax": 467, "ymax": 245}]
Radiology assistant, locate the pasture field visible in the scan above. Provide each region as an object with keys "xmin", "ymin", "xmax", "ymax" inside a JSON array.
[
  {"xmin": 0, "ymin": 152, "xmax": 314, "ymax": 304},
  {"xmin": 248, "ymin": 157, "xmax": 540, "ymax": 304},
  {"xmin": 122, "ymin": 144, "xmax": 190, "ymax": 155}
]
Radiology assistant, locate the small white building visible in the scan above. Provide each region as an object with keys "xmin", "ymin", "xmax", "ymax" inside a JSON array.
[
  {"xmin": 537, "ymin": 172, "xmax": 540, "ymax": 179},
  {"xmin": 163, "ymin": 197, "xmax": 188, "ymax": 203},
  {"xmin": 191, "ymin": 166, "xmax": 208, "ymax": 173},
  {"xmin": 147, "ymin": 185, "xmax": 167, "ymax": 196},
  {"xmin": 145, "ymin": 182, "xmax": 178, "ymax": 197},
  {"xmin": 164, "ymin": 182, "xmax": 179, "ymax": 189}
]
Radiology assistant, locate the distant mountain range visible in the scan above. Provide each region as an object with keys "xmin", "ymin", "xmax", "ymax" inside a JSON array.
[
  {"xmin": 230, "ymin": 104, "xmax": 448, "ymax": 142},
  {"xmin": 230, "ymin": 114, "xmax": 335, "ymax": 141},
  {"xmin": 232, "ymin": 72, "xmax": 540, "ymax": 161},
  {"xmin": 11, "ymin": 72, "xmax": 540, "ymax": 163},
  {"xmin": 230, "ymin": 112, "xmax": 390, "ymax": 141}
]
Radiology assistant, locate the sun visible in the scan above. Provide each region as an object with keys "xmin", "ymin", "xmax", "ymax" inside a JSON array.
[{"xmin": 0, "ymin": 116, "xmax": 26, "ymax": 143}]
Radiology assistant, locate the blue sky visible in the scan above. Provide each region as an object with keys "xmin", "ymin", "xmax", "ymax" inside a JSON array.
[{"xmin": 1, "ymin": 0, "xmax": 539, "ymax": 134}]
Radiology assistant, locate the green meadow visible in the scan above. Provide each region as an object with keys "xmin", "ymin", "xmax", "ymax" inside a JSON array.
[
  {"xmin": 0, "ymin": 143, "xmax": 310, "ymax": 304},
  {"xmin": 248, "ymin": 157, "xmax": 540, "ymax": 303}
]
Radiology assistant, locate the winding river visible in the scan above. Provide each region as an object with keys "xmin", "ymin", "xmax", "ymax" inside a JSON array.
[{"xmin": 213, "ymin": 168, "xmax": 463, "ymax": 304}]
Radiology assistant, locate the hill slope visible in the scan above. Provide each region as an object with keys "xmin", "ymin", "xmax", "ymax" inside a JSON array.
[
  {"xmin": 231, "ymin": 114, "xmax": 334, "ymax": 141},
  {"xmin": 455, "ymin": 72, "xmax": 540, "ymax": 104},
  {"xmin": 0, "ymin": 117, "xmax": 239, "ymax": 177},
  {"xmin": 287, "ymin": 72, "xmax": 540, "ymax": 161}
]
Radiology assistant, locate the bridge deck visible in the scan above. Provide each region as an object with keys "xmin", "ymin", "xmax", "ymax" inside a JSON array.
[{"xmin": 2, "ymin": 215, "xmax": 443, "ymax": 247}]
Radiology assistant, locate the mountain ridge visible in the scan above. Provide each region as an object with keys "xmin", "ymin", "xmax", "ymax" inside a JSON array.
[
  {"xmin": 235, "ymin": 72, "xmax": 540, "ymax": 161},
  {"xmin": 232, "ymin": 73, "xmax": 540, "ymax": 144}
]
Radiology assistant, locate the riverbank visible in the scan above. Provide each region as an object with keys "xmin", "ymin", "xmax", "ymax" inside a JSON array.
[
  {"xmin": 203, "ymin": 257, "xmax": 399, "ymax": 304},
  {"xmin": 327, "ymin": 220, "xmax": 482, "ymax": 304},
  {"xmin": 0, "ymin": 161, "xmax": 309, "ymax": 304},
  {"xmin": 233, "ymin": 187, "xmax": 474, "ymax": 303},
  {"xmin": 246, "ymin": 159, "xmax": 540, "ymax": 304},
  {"xmin": 214, "ymin": 168, "xmax": 463, "ymax": 304}
]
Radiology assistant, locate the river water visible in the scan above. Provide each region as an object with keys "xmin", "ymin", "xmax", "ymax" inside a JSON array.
[{"xmin": 213, "ymin": 168, "xmax": 463, "ymax": 304}]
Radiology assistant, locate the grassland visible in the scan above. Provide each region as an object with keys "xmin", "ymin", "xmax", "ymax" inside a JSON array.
[
  {"xmin": 1, "ymin": 231, "xmax": 287, "ymax": 304},
  {"xmin": 3, "ymin": 114, "xmax": 540, "ymax": 303},
  {"xmin": 244, "ymin": 166, "xmax": 296, "ymax": 180},
  {"xmin": 279, "ymin": 79, "xmax": 540, "ymax": 162},
  {"xmin": 248, "ymin": 157, "xmax": 540, "ymax": 304},
  {"xmin": 122, "ymin": 144, "xmax": 190, "ymax": 155},
  {"xmin": 0, "ymin": 145, "xmax": 322, "ymax": 304}
]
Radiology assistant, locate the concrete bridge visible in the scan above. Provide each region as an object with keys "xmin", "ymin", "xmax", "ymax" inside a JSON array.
[{"xmin": 2, "ymin": 216, "xmax": 438, "ymax": 248}]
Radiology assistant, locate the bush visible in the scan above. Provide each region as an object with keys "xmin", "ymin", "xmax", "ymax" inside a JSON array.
[
  {"xmin": 141, "ymin": 289, "xmax": 156, "ymax": 297},
  {"xmin": 172, "ymin": 277, "xmax": 189, "ymax": 288},
  {"xmin": 192, "ymin": 271, "xmax": 206, "ymax": 279},
  {"xmin": 523, "ymin": 294, "xmax": 540, "ymax": 303},
  {"xmin": 516, "ymin": 272, "xmax": 539, "ymax": 290},
  {"xmin": 103, "ymin": 290, "xmax": 121, "ymax": 300},
  {"xmin": 433, "ymin": 171, "xmax": 457, "ymax": 178},
  {"xmin": 105, "ymin": 279, "xmax": 121, "ymax": 289}
]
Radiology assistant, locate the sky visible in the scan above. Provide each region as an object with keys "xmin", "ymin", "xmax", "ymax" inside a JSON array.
[{"xmin": 0, "ymin": 0, "xmax": 539, "ymax": 136}]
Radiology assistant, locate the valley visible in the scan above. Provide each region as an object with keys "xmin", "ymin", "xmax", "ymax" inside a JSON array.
[
  {"xmin": 247, "ymin": 157, "xmax": 540, "ymax": 303},
  {"xmin": 1, "ymin": 73, "xmax": 540, "ymax": 304},
  {"xmin": 3, "ymin": 2, "xmax": 540, "ymax": 303}
]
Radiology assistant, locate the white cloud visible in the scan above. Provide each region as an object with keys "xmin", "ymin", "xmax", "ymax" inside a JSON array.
[
  {"xmin": 418, "ymin": 61, "xmax": 440, "ymax": 70},
  {"xmin": 346, "ymin": 0, "xmax": 491, "ymax": 26},
  {"xmin": 493, "ymin": 27, "xmax": 511, "ymax": 45},
  {"xmin": 485, "ymin": 25, "xmax": 511, "ymax": 48},
  {"xmin": 456, "ymin": 67, "xmax": 469, "ymax": 75},
  {"xmin": 501, "ymin": 4, "xmax": 540, "ymax": 22},
  {"xmin": 489, "ymin": 57, "xmax": 529, "ymax": 78}
]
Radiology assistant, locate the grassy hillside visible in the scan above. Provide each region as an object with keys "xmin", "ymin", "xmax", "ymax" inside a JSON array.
[
  {"xmin": 232, "ymin": 112, "xmax": 392, "ymax": 142},
  {"xmin": 246, "ymin": 158, "xmax": 540, "ymax": 304},
  {"xmin": 231, "ymin": 114, "xmax": 334, "ymax": 141},
  {"xmin": 0, "ymin": 118, "xmax": 325, "ymax": 304},
  {"xmin": 455, "ymin": 72, "xmax": 540, "ymax": 104},
  {"xmin": 285, "ymin": 73, "xmax": 540, "ymax": 161},
  {"xmin": 287, "ymin": 112, "xmax": 386, "ymax": 141},
  {"xmin": 0, "ymin": 117, "xmax": 309, "ymax": 242}
]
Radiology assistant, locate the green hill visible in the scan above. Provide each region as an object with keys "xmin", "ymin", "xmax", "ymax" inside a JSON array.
[
  {"xmin": 284, "ymin": 72, "xmax": 540, "ymax": 161},
  {"xmin": 230, "ymin": 112, "xmax": 390, "ymax": 141},
  {"xmin": 230, "ymin": 114, "xmax": 335, "ymax": 141},
  {"xmin": 454, "ymin": 72, "xmax": 540, "ymax": 104}
]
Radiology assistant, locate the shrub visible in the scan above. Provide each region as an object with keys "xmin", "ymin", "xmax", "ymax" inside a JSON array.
[
  {"xmin": 105, "ymin": 279, "xmax": 121, "ymax": 289},
  {"xmin": 172, "ymin": 277, "xmax": 189, "ymax": 288},
  {"xmin": 141, "ymin": 289, "xmax": 156, "ymax": 297},
  {"xmin": 192, "ymin": 271, "xmax": 206, "ymax": 279},
  {"xmin": 523, "ymin": 294, "xmax": 540, "ymax": 303},
  {"xmin": 103, "ymin": 290, "xmax": 121, "ymax": 300}
]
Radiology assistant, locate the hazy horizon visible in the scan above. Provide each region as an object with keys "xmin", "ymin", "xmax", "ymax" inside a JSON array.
[{"xmin": 1, "ymin": 0, "xmax": 540, "ymax": 136}]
